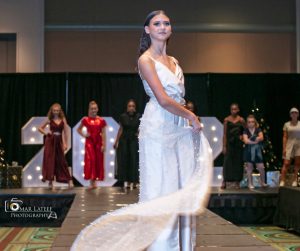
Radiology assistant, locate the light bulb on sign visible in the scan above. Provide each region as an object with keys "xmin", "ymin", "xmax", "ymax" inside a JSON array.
[
  {"xmin": 30, "ymin": 137, "xmax": 35, "ymax": 143},
  {"xmin": 213, "ymin": 137, "xmax": 218, "ymax": 142},
  {"xmin": 108, "ymin": 172, "xmax": 113, "ymax": 178},
  {"xmin": 36, "ymin": 166, "xmax": 41, "ymax": 171},
  {"xmin": 27, "ymin": 175, "xmax": 32, "ymax": 180},
  {"xmin": 110, "ymin": 138, "xmax": 114, "ymax": 143},
  {"xmin": 31, "ymin": 127, "xmax": 37, "ymax": 132},
  {"xmin": 109, "ymin": 127, "xmax": 114, "ymax": 132},
  {"xmin": 211, "ymin": 126, "xmax": 216, "ymax": 131},
  {"xmin": 110, "ymin": 161, "xmax": 114, "ymax": 166},
  {"xmin": 110, "ymin": 150, "xmax": 115, "ymax": 155}
]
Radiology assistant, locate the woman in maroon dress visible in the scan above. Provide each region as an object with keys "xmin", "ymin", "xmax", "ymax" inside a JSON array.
[
  {"xmin": 38, "ymin": 103, "xmax": 73, "ymax": 189},
  {"xmin": 77, "ymin": 101, "xmax": 107, "ymax": 189}
]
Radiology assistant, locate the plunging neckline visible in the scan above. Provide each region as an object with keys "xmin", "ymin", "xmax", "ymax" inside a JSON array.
[
  {"xmin": 148, "ymin": 56, "xmax": 178, "ymax": 77},
  {"xmin": 155, "ymin": 59, "xmax": 178, "ymax": 76},
  {"xmin": 52, "ymin": 120, "xmax": 63, "ymax": 126}
]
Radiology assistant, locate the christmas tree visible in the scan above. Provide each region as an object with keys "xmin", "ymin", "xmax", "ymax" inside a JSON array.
[
  {"xmin": 250, "ymin": 105, "xmax": 281, "ymax": 171},
  {"xmin": 0, "ymin": 138, "xmax": 6, "ymax": 168},
  {"xmin": 0, "ymin": 137, "xmax": 7, "ymax": 188}
]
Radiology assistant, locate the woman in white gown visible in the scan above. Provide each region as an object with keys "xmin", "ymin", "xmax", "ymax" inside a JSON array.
[{"xmin": 71, "ymin": 10, "xmax": 212, "ymax": 251}]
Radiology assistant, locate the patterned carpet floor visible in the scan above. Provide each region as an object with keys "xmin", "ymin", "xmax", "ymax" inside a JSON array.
[
  {"xmin": 1, "ymin": 225, "xmax": 300, "ymax": 250},
  {"xmin": 0, "ymin": 227, "xmax": 59, "ymax": 251},
  {"xmin": 242, "ymin": 226, "xmax": 300, "ymax": 251}
]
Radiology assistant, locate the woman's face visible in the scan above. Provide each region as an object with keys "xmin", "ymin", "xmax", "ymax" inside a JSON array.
[
  {"xmin": 89, "ymin": 104, "xmax": 99, "ymax": 117},
  {"xmin": 230, "ymin": 105, "xmax": 239, "ymax": 116},
  {"xmin": 247, "ymin": 118, "xmax": 256, "ymax": 129},
  {"xmin": 52, "ymin": 105, "xmax": 61, "ymax": 117},
  {"xmin": 290, "ymin": 111, "xmax": 299, "ymax": 120},
  {"xmin": 127, "ymin": 101, "xmax": 136, "ymax": 114},
  {"xmin": 145, "ymin": 14, "xmax": 172, "ymax": 42}
]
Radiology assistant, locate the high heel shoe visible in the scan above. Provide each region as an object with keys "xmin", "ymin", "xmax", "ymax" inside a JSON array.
[
  {"xmin": 260, "ymin": 183, "xmax": 269, "ymax": 188},
  {"xmin": 48, "ymin": 181, "xmax": 54, "ymax": 190}
]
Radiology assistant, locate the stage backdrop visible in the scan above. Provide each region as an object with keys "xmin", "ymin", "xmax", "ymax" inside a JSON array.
[{"xmin": 0, "ymin": 73, "xmax": 300, "ymax": 169}]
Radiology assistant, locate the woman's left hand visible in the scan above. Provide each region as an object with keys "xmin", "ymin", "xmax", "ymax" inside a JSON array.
[
  {"xmin": 101, "ymin": 146, "xmax": 106, "ymax": 152},
  {"xmin": 63, "ymin": 144, "xmax": 68, "ymax": 151}
]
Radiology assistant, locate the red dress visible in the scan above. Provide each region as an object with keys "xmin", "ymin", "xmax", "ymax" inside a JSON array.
[
  {"xmin": 82, "ymin": 116, "xmax": 107, "ymax": 181},
  {"xmin": 42, "ymin": 120, "xmax": 71, "ymax": 183}
]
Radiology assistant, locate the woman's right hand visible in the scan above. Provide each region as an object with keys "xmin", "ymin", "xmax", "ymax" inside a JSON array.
[
  {"xmin": 113, "ymin": 142, "xmax": 118, "ymax": 149},
  {"xmin": 191, "ymin": 115, "xmax": 202, "ymax": 133}
]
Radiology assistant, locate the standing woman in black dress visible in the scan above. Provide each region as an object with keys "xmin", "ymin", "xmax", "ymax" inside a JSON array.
[
  {"xmin": 222, "ymin": 103, "xmax": 245, "ymax": 189},
  {"xmin": 114, "ymin": 99, "xmax": 141, "ymax": 189}
]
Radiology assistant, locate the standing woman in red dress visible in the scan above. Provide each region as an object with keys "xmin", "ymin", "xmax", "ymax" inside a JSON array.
[
  {"xmin": 77, "ymin": 101, "xmax": 107, "ymax": 189},
  {"xmin": 38, "ymin": 103, "xmax": 73, "ymax": 189}
]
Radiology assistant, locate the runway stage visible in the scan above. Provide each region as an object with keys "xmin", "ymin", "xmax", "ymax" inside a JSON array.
[{"xmin": 0, "ymin": 187, "xmax": 278, "ymax": 251}]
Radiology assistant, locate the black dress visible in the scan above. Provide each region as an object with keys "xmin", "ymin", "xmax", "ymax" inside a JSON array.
[
  {"xmin": 115, "ymin": 112, "xmax": 141, "ymax": 183},
  {"xmin": 223, "ymin": 121, "xmax": 244, "ymax": 182}
]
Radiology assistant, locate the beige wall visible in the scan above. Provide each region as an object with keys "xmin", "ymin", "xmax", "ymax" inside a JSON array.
[
  {"xmin": 45, "ymin": 31, "xmax": 296, "ymax": 73},
  {"xmin": 0, "ymin": 0, "xmax": 44, "ymax": 72},
  {"xmin": 0, "ymin": 40, "xmax": 16, "ymax": 73}
]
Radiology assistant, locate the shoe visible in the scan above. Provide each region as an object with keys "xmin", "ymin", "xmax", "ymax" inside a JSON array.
[
  {"xmin": 87, "ymin": 186, "xmax": 97, "ymax": 190},
  {"xmin": 279, "ymin": 180, "xmax": 285, "ymax": 187},
  {"xmin": 292, "ymin": 181, "xmax": 298, "ymax": 187},
  {"xmin": 48, "ymin": 181, "xmax": 54, "ymax": 190},
  {"xmin": 261, "ymin": 183, "xmax": 269, "ymax": 188},
  {"xmin": 248, "ymin": 184, "xmax": 255, "ymax": 189}
]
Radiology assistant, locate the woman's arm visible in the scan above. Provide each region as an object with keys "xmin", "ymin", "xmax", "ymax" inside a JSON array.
[
  {"xmin": 243, "ymin": 133, "xmax": 255, "ymax": 144},
  {"xmin": 38, "ymin": 119, "xmax": 50, "ymax": 135},
  {"xmin": 282, "ymin": 130, "xmax": 288, "ymax": 157},
  {"xmin": 256, "ymin": 131, "xmax": 264, "ymax": 143},
  {"xmin": 77, "ymin": 122, "xmax": 89, "ymax": 138},
  {"xmin": 138, "ymin": 56, "xmax": 201, "ymax": 132},
  {"xmin": 113, "ymin": 125, "xmax": 123, "ymax": 149}
]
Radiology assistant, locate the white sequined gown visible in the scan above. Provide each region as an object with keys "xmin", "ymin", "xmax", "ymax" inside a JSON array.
[{"xmin": 70, "ymin": 57, "xmax": 213, "ymax": 251}]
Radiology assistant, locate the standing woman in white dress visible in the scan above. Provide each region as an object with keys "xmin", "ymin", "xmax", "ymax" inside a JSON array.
[
  {"xmin": 71, "ymin": 10, "xmax": 212, "ymax": 251},
  {"xmin": 138, "ymin": 10, "xmax": 203, "ymax": 251}
]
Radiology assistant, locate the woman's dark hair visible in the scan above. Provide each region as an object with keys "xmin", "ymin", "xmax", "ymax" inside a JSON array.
[
  {"xmin": 138, "ymin": 10, "xmax": 167, "ymax": 57},
  {"xmin": 230, "ymin": 103, "xmax": 239, "ymax": 109},
  {"xmin": 186, "ymin": 100, "xmax": 198, "ymax": 114},
  {"xmin": 127, "ymin": 99, "xmax": 137, "ymax": 106}
]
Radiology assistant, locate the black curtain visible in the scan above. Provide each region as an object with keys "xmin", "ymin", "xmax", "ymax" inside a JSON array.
[
  {"xmin": 184, "ymin": 74, "xmax": 209, "ymax": 116},
  {"xmin": 67, "ymin": 73, "xmax": 148, "ymax": 125},
  {"xmin": 0, "ymin": 73, "xmax": 67, "ymax": 164},
  {"xmin": 1, "ymin": 72, "xmax": 300, "ymax": 168},
  {"xmin": 209, "ymin": 73, "xmax": 300, "ymax": 160}
]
